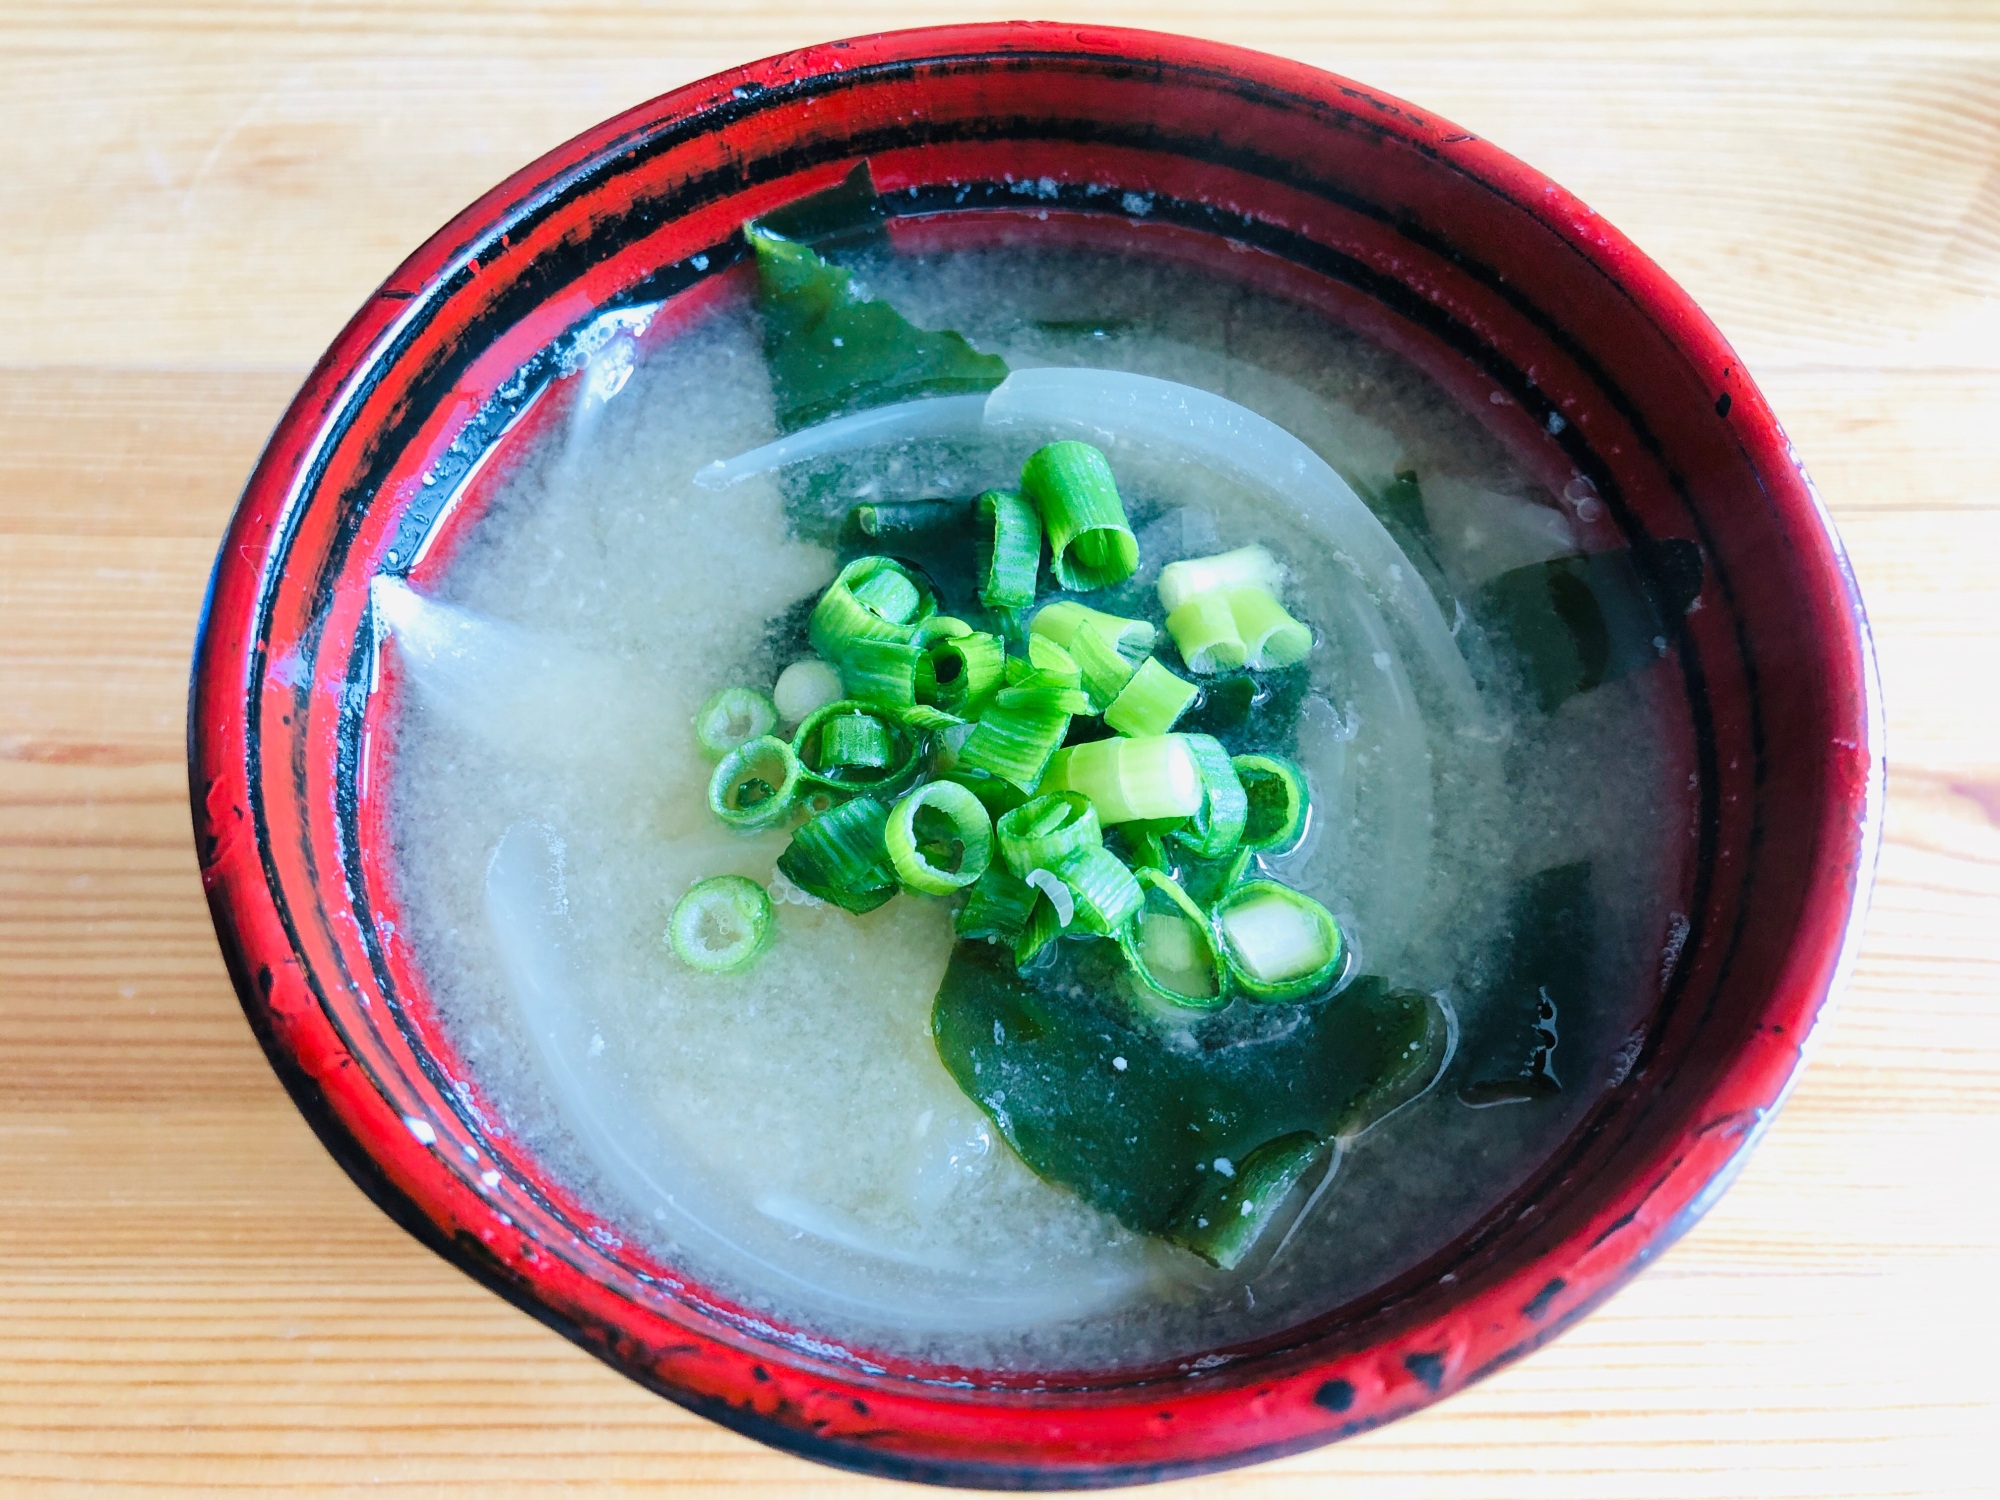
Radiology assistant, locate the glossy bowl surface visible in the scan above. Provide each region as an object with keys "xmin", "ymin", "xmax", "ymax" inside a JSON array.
[{"xmin": 189, "ymin": 23, "xmax": 1881, "ymax": 1489}]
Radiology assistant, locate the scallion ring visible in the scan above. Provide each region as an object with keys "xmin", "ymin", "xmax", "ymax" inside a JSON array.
[
  {"xmin": 1169, "ymin": 734, "xmax": 1249, "ymax": 860},
  {"xmin": 1212, "ymin": 879, "xmax": 1346, "ymax": 1002},
  {"xmin": 995, "ymin": 791, "xmax": 1102, "ymax": 878},
  {"xmin": 1102, "ymin": 657, "xmax": 1199, "ymax": 738},
  {"xmin": 1233, "ymin": 753, "xmax": 1308, "ymax": 852},
  {"xmin": 668, "ymin": 876, "xmax": 774, "ymax": 973},
  {"xmin": 976, "ymin": 487, "xmax": 1042, "ymax": 611},
  {"xmin": 707, "ymin": 735, "xmax": 800, "ymax": 831},
  {"xmin": 693, "ymin": 686, "xmax": 778, "ymax": 759},
  {"xmin": 776, "ymin": 795, "xmax": 899, "ymax": 914},
  {"xmin": 887, "ymin": 781, "xmax": 994, "ymax": 896},
  {"xmin": 1119, "ymin": 868, "xmax": 1227, "ymax": 1011}
]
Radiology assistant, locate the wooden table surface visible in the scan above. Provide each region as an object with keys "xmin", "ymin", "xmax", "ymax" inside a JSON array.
[{"xmin": 4, "ymin": 3, "xmax": 1997, "ymax": 1495}]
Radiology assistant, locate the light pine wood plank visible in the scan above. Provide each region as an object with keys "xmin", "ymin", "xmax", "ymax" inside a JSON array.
[{"xmin": 2, "ymin": 3, "xmax": 1996, "ymax": 1495}]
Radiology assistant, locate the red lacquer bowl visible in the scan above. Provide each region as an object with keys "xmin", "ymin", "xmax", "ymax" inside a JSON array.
[{"xmin": 189, "ymin": 24, "xmax": 1882, "ymax": 1488}]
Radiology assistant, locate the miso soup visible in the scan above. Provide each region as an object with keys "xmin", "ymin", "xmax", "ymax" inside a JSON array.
[{"xmin": 382, "ymin": 178, "xmax": 1696, "ymax": 1373}]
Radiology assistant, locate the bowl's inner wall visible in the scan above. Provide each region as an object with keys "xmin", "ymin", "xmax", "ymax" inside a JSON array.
[{"xmin": 202, "ymin": 36, "xmax": 1857, "ymax": 1457}]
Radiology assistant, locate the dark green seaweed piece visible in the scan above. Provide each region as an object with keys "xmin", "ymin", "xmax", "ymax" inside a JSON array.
[
  {"xmin": 838, "ymin": 499, "xmax": 986, "ymax": 616},
  {"xmin": 931, "ymin": 940, "xmax": 1450, "ymax": 1264},
  {"xmin": 1354, "ymin": 469, "xmax": 1456, "ymax": 618},
  {"xmin": 1177, "ymin": 666, "xmax": 1313, "ymax": 756},
  {"xmin": 753, "ymin": 162, "xmax": 889, "ymax": 250},
  {"xmin": 1456, "ymin": 861, "xmax": 1594, "ymax": 1106},
  {"xmin": 1164, "ymin": 1131, "xmax": 1326, "ymax": 1268},
  {"xmin": 1480, "ymin": 540, "xmax": 1703, "ymax": 713},
  {"xmin": 747, "ymin": 227, "xmax": 1009, "ymax": 434}
]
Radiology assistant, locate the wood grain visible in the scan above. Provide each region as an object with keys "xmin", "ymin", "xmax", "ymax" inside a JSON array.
[{"xmin": 2, "ymin": 3, "xmax": 1996, "ymax": 1496}]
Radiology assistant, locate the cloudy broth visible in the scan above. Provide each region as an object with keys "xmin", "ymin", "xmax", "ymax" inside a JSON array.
[{"xmin": 381, "ymin": 227, "xmax": 1694, "ymax": 1372}]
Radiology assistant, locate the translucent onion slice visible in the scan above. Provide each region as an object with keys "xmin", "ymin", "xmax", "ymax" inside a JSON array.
[
  {"xmin": 668, "ymin": 876, "xmax": 774, "ymax": 973},
  {"xmin": 983, "ymin": 368, "xmax": 1484, "ymax": 726},
  {"xmin": 1213, "ymin": 879, "xmax": 1347, "ymax": 1002},
  {"xmin": 693, "ymin": 685, "xmax": 778, "ymax": 759},
  {"xmin": 693, "ymin": 393, "xmax": 991, "ymax": 488}
]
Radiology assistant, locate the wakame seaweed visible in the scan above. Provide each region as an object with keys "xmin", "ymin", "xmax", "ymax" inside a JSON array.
[
  {"xmin": 1455, "ymin": 861, "xmax": 1594, "ymax": 1105},
  {"xmin": 931, "ymin": 938, "xmax": 1450, "ymax": 1266},
  {"xmin": 1481, "ymin": 540, "xmax": 1703, "ymax": 712}
]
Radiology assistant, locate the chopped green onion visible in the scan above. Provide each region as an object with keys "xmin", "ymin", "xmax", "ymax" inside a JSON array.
[
  {"xmin": 668, "ymin": 876, "xmax": 774, "ymax": 973},
  {"xmin": 1063, "ymin": 624, "xmax": 1137, "ymax": 713},
  {"xmin": 1119, "ymin": 868, "xmax": 1225, "ymax": 1010},
  {"xmin": 776, "ymin": 795, "xmax": 899, "ymax": 913},
  {"xmin": 707, "ymin": 735, "xmax": 801, "ymax": 831},
  {"xmin": 1021, "ymin": 441, "xmax": 1139, "ymax": 591},
  {"xmin": 837, "ymin": 637, "xmax": 924, "ymax": 710},
  {"xmin": 977, "ymin": 488, "xmax": 1042, "ymax": 611},
  {"xmin": 1213, "ymin": 879, "xmax": 1346, "ymax": 1001},
  {"xmin": 1015, "ymin": 892, "xmax": 1066, "ymax": 966},
  {"xmin": 887, "ymin": 781, "xmax": 994, "ymax": 895},
  {"xmin": 901, "ymin": 704, "xmax": 967, "ymax": 733},
  {"xmin": 913, "ymin": 614, "xmax": 973, "ymax": 647},
  {"xmin": 1103, "ymin": 823, "xmax": 1170, "ymax": 871},
  {"xmin": 1041, "ymin": 735, "xmax": 1204, "ymax": 825},
  {"xmin": 1164, "ymin": 590, "xmax": 1247, "ymax": 676},
  {"xmin": 850, "ymin": 498, "xmax": 970, "ymax": 541},
  {"xmin": 1050, "ymin": 844, "xmax": 1144, "ymax": 936},
  {"xmin": 1030, "ymin": 600, "xmax": 1157, "ymax": 660},
  {"xmin": 693, "ymin": 686, "xmax": 779, "ymax": 759},
  {"xmin": 917, "ymin": 631, "xmax": 1006, "ymax": 713},
  {"xmin": 773, "ymin": 658, "xmax": 844, "ymax": 726},
  {"xmin": 956, "ymin": 690, "xmax": 1074, "ymax": 792},
  {"xmin": 819, "ymin": 713, "xmax": 890, "ymax": 770},
  {"xmin": 1170, "ymin": 734, "xmax": 1248, "ymax": 859},
  {"xmin": 995, "ymin": 791, "xmax": 1102, "ymax": 878},
  {"xmin": 1026, "ymin": 633, "xmax": 1083, "ymax": 691},
  {"xmin": 941, "ymin": 767, "xmax": 1034, "ymax": 818},
  {"xmin": 954, "ymin": 866, "xmax": 1038, "ymax": 942},
  {"xmin": 1164, "ymin": 1131, "xmax": 1325, "ymax": 1269},
  {"xmin": 808, "ymin": 555, "xmax": 935, "ymax": 659},
  {"xmin": 1234, "ymin": 754, "xmax": 1308, "ymax": 851},
  {"xmin": 1103, "ymin": 657, "xmax": 1199, "ymax": 738},
  {"xmin": 792, "ymin": 701, "xmax": 922, "ymax": 793},
  {"xmin": 1156, "ymin": 544, "xmax": 1283, "ymax": 615},
  {"xmin": 1226, "ymin": 585, "xmax": 1313, "ymax": 670}
]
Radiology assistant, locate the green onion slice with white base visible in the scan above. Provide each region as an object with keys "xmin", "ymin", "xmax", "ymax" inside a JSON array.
[
  {"xmin": 1119, "ymin": 868, "xmax": 1226, "ymax": 1012},
  {"xmin": 1212, "ymin": 879, "xmax": 1346, "ymax": 1002},
  {"xmin": 887, "ymin": 781, "xmax": 994, "ymax": 895},
  {"xmin": 707, "ymin": 735, "xmax": 801, "ymax": 831},
  {"xmin": 1156, "ymin": 544, "xmax": 1284, "ymax": 614},
  {"xmin": 1233, "ymin": 753, "xmax": 1308, "ymax": 852},
  {"xmin": 1040, "ymin": 735, "xmax": 1204, "ymax": 826},
  {"xmin": 1164, "ymin": 590, "xmax": 1247, "ymax": 676},
  {"xmin": 1226, "ymin": 585, "xmax": 1313, "ymax": 670},
  {"xmin": 693, "ymin": 686, "xmax": 778, "ymax": 759},
  {"xmin": 668, "ymin": 876, "xmax": 774, "ymax": 973}
]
